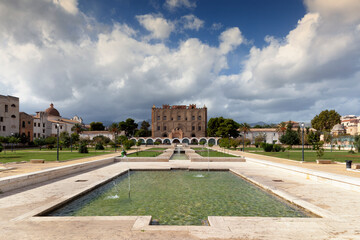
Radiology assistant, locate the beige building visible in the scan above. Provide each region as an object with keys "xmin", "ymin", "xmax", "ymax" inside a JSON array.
[
  {"xmin": 245, "ymin": 128, "xmax": 280, "ymax": 144},
  {"xmin": 33, "ymin": 103, "xmax": 83, "ymax": 139},
  {"xmin": 151, "ymin": 104, "xmax": 207, "ymax": 138},
  {"xmin": 19, "ymin": 112, "xmax": 34, "ymax": 142},
  {"xmin": 340, "ymin": 115, "xmax": 360, "ymax": 136},
  {"xmin": 0, "ymin": 95, "xmax": 19, "ymax": 137}
]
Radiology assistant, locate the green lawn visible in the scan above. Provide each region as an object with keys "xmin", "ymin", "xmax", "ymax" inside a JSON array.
[
  {"xmin": 254, "ymin": 151, "xmax": 360, "ymax": 163},
  {"xmin": 127, "ymin": 151, "xmax": 163, "ymax": 157},
  {"xmin": 0, "ymin": 150, "xmax": 112, "ymax": 163},
  {"xmin": 196, "ymin": 150, "xmax": 236, "ymax": 158}
]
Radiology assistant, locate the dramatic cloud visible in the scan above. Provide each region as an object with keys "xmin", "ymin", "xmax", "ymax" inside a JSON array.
[
  {"xmin": 181, "ymin": 14, "xmax": 204, "ymax": 31},
  {"xmin": 1, "ymin": 0, "xmax": 360, "ymax": 124},
  {"xmin": 136, "ymin": 14, "xmax": 175, "ymax": 39},
  {"xmin": 215, "ymin": 0, "xmax": 360, "ymax": 122}
]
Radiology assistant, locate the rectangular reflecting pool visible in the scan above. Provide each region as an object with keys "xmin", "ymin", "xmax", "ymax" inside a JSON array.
[{"xmin": 47, "ymin": 170, "xmax": 312, "ymax": 225}]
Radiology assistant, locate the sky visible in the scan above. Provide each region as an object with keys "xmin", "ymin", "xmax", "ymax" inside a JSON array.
[{"xmin": 1, "ymin": 0, "xmax": 360, "ymax": 125}]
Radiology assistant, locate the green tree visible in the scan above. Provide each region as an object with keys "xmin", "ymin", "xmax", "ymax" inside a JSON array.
[
  {"xmin": 207, "ymin": 117, "xmax": 224, "ymax": 137},
  {"xmin": 230, "ymin": 138, "xmax": 240, "ymax": 149},
  {"xmin": 354, "ymin": 135, "xmax": 360, "ymax": 153},
  {"xmin": 140, "ymin": 120, "xmax": 150, "ymax": 130},
  {"xmin": 307, "ymin": 131, "xmax": 320, "ymax": 146},
  {"xmin": 89, "ymin": 122, "xmax": 105, "ymax": 131},
  {"xmin": 34, "ymin": 138, "xmax": 46, "ymax": 150},
  {"xmin": 60, "ymin": 132, "xmax": 71, "ymax": 148},
  {"xmin": 135, "ymin": 120, "xmax": 151, "ymax": 137},
  {"xmin": 216, "ymin": 119, "xmax": 240, "ymax": 138},
  {"xmin": 311, "ymin": 110, "xmax": 341, "ymax": 132},
  {"xmin": 219, "ymin": 138, "xmax": 231, "ymax": 148},
  {"xmin": 279, "ymin": 128, "xmax": 300, "ymax": 145},
  {"xmin": 45, "ymin": 136, "xmax": 57, "ymax": 149},
  {"xmin": 119, "ymin": 118, "xmax": 138, "ymax": 137}
]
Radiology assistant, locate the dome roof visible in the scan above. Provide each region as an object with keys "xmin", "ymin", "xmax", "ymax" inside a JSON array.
[
  {"xmin": 332, "ymin": 124, "xmax": 344, "ymax": 131},
  {"xmin": 45, "ymin": 103, "xmax": 60, "ymax": 117}
]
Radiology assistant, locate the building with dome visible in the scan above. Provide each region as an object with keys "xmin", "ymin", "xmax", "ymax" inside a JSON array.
[
  {"xmin": 331, "ymin": 124, "xmax": 346, "ymax": 136},
  {"xmin": 33, "ymin": 103, "xmax": 83, "ymax": 139}
]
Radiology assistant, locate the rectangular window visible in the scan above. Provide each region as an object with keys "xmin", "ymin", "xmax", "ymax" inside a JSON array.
[
  {"xmin": 185, "ymin": 117, "xmax": 187, "ymax": 121},
  {"xmin": 34, "ymin": 123, "xmax": 36, "ymax": 127},
  {"xmin": 34, "ymin": 133, "xmax": 36, "ymax": 137},
  {"xmin": 5, "ymin": 105, "xmax": 8, "ymax": 112},
  {"xmin": 157, "ymin": 116, "xmax": 160, "ymax": 120},
  {"xmin": 177, "ymin": 116, "xmax": 181, "ymax": 120},
  {"xmin": 0, "ymin": 117, "xmax": 3, "ymax": 122},
  {"xmin": 198, "ymin": 126, "xmax": 201, "ymax": 131},
  {"xmin": 163, "ymin": 116, "xmax": 167, "ymax": 120},
  {"xmin": 38, "ymin": 123, "xmax": 40, "ymax": 127},
  {"xmin": 28, "ymin": 121, "xmax": 31, "ymax": 124},
  {"xmin": 164, "ymin": 126, "xmax": 167, "ymax": 131},
  {"xmin": 198, "ymin": 116, "xmax": 201, "ymax": 120},
  {"xmin": 192, "ymin": 116, "xmax": 195, "ymax": 120},
  {"xmin": 43, "ymin": 123, "xmax": 45, "ymax": 127},
  {"xmin": 171, "ymin": 117, "xmax": 173, "ymax": 120},
  {"xmin": 157, "ymin": 126, "xmax": 160, "ymax": 131},
  {"xmin": 192, "ymin": 126, "xmax": 195, "ymax": 131},
  {"xmin": 43, "ymin": 129, "xmax": 45, "ymax": 133},
  {"xmin": 3, "ymin": 126, "xmax": 5, "ymax": 131},
  {"xmin": 60, "ymin": 126, "xmax": 62, "ymax": 129},
  {"xmin": 38, "ymin": 133, "xmax": 40, "ymax": 138}
]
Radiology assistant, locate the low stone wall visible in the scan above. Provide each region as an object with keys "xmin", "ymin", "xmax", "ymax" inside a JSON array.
[
  {"xmin": 115, "ymin": 149, "xmax": 173, "ymax": 162},
  {"xmin": 191, "ymin": 157, "xmax": 246, "ymax": 162},
  {"xmin": 115, "ymin": 157, "xmax": 169, "ymax": 162},
  {"xmin": 185, "ymin": 148, "xmax": 245, "ymax": 162},
  {"xmin": 0, "ymin": 157, "xmax": 115, "ymax": 193}
]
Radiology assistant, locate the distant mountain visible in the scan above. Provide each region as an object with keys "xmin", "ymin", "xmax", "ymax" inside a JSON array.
[{"xmin": 249, "ymin": 121, "xmax": 268, "ymax": 127}]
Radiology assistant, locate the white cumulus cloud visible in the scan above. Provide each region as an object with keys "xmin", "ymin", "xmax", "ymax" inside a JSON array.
[
  {"xmin": 164, "ymin": 0, "xmax": 196, "ymax": 10},
  {"xmin": 181, "ymin": 14, "xmax": 204, "ymax": 31},
  {"xmin": 136, "ymin": 14, "xmax": 175, "ymax": 39}
]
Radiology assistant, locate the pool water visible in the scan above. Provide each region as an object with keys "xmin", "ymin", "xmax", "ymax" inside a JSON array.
[{"xmin": 48, "ymin": 170, "xmax": 311, "ymax": 225}]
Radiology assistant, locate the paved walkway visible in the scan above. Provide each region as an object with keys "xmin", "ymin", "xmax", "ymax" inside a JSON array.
[
  {"xmin": 1, "ymin": 158, "xmax": 360, "ymax": 239},
  {"xmin": 0, "ymin": 147, "xmax": 148, "ymax": 178},
  {"xmin": 211, "ymin": 146, "xmax": 360, "ymax": 178}
]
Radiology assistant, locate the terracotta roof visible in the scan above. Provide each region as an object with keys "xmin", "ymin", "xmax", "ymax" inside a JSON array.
[
  {"xmin": 45, "ymin": 103, "xmax": 60, "ymax": 117},
  {"xmin": 81, "ymin": 131, "xmax": 111, "ymax": 134}
]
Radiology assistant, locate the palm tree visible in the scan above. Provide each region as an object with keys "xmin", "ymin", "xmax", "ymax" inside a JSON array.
[
  {"xmin": 239, "ymin": 123, "xmax": 251, "ymax": 151},
  {"xmin": 71, "ymin": 123, "xmax": 84, "ymax": 134},
  {"xmin": 109, "ymin": 123, "xmax": 121, "ymax": 151},
  {"xmin": 276, "ymin": 122, "xmax": 287, "ymax": 137}
]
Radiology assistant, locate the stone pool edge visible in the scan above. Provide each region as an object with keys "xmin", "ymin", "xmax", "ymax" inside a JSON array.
[{"xmin": 10, "ymin": 166, "xmax": 337, "ymax": 232}]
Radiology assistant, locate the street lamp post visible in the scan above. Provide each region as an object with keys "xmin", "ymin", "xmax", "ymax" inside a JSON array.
[
  {"xmin": 70, "ymin": 134, "xmax": 72, "ymax": 152},
  {"xmin": 242, "ymin": 132, "xmax": 245, "ymax": 152},
  {"xmin": 330, "ymin": 132, "xmax": 332, "ymax": 152},
  {"xmin": 301, "ymin": 122, "xmax": 305, "ymax": 162},
  {"xmin": 115, "ymin": 133, "xmax": 117, "ymax": 152},
  {"xmin": 11, "ymin": 132, "xmax": 14, "ymax": 152},
  {"xmin": 56, "ymin": 124, "xmax": 60, "ymax": 161}
]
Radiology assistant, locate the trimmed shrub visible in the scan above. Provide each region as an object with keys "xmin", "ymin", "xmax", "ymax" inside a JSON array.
[
  {"xmin": 262, "ymin": 143, "xmax": 273, "ymax": 152},
  {"xmin": 0, "ymin": 143, "xmax": 3, "ymax": 152},
  {"xmin": 95, "ymin": 143, "xmax": 104, "ymax": 150},
  {"xmin": 273, "ymin": 144, "xmax": 282, "ymax": 152},
  {"xmin": 79, "ymin": 143, "xmax": 89, "ymax": 153}
]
